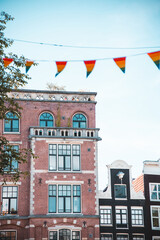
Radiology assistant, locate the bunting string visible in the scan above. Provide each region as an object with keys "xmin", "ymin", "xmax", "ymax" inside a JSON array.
[
  {"xmin": 12, "ymin": 38, "xmax": 160, "ymax": 50},
  {"xmin": 3, "ymin": 50, "xmax": 160, "ymax": 76}
]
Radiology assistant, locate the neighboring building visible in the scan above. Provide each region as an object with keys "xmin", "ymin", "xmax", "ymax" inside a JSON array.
[
  {"xmin": 0, "ymin": 89, "xmax": 101, "ymax": 240},
  {"xmin": 143, "ymin": 159, "xmax": 160, "ymax": 240},
  {"xmin": 99, "ymin": 160, "xmax": 146, "ymax": 240}
]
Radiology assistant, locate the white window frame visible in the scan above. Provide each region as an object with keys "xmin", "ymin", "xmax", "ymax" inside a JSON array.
[
  {"xmin": 116, "ymin": 233, "xmax": 129, "ymax": 240},
  {"xmin": 132, "ymin": 234, "xmax": 145, "ymax": 240},
  {"xmin": 150, "ymin": 183, "xmax": 160, "ymax": 201},
  {"xmin": 131, "ymin": 206, "xmax": 144, "ymax": 226},
  {"xmin": 101, "ymin": 233, "xmax": 113, "ymax": 240},
  {"xmin": 152, "ymin": 237, "xmax": 160, "ymax": 240},
  {"xmin": 100, "ymin": 206, "xmax": 112, "ymax": 226},
  {"xmin": 49, "ymin": 144, "xmax": 81, "ymax": 172},
  {"xmin": 151, "ymin": 206, "xmax": 160, "ymax": 230}
]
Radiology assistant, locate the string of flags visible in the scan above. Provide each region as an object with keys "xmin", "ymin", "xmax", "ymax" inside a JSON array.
[{"xmin": 3, "ymin": 50, "xmax": 160, "ymax": 78}]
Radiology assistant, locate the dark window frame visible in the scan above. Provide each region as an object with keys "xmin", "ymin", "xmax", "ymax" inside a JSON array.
[
  {"xmin": 39, "ymin": 112, "xmax": 54, "ymax": 127},
  {"xmin": 4, "ymin": 112, "xmax": 19, "ymax": 133},
  {"xmin": 2, "ymin": 186, "xmax": 18, "ymax": 214},
  {"xmin": 73, "ymin": 113, "xmax": 87, "ymax": 128},
  {"xmin": 58, "ymin": 185, "xmax": 71, "ymax": 213},
  {"xmin": 114, "ymin": 184, "xmax": 127, "ymax": 199},
  {"xmin": 58, "ymin": 144, "xmax": 71, "ymax": 171},
  {"xmin": 131, "ymin": 208, "xmax": 144, "ymax": 226},
  {"xmin": 4, "ymin": 145, "xmax": 19, "ymax": 172},
  {"xmin": 0, "ymin": 231, "xmax": 16, "ymax": 240},
  {"xmin": 116, "ymin": 208, "xmax": 128, "ymax": 228}
]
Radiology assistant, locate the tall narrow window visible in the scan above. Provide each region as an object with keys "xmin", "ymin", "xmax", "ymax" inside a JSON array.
[
  {"xmin": 72, "ymin": 145, "xmax": 80, "ymax": 171},
  {"xmin": 116, "ymin": 208, "xmax": 128, "ymax": 228},
  {"xmin": 4, "ymin": 145, "xmax": 19, "ymax": 172},
  {"xmin": 73, "ymin": 114, "xmax": 86, "ymax": 128},
  {"xmin": 40, "ymin": 112, "xmax": 53, "ymax": 127},
  {"xmin": 73, "ymin": 185, "xmax": 81, "ymax": 213},
  {"xmin": 58, "ymin": 185, "xmax": 71, "ymax": 213},
  {"xmin": 2, "ymin": 186, "xmax": 18, "ymax": 214},
  {"xmin": 150, "ymin": 184, "xmax": 160, "ymax": 200},
  {"xmin": 4, "ymin": 112, "xmax": 19, "ymax": 132},
  {"xmin": 49, "ymin": 231, "xmax": 57, "ymax": 240},
  {"xmin": 151, "ymin": 206, "xmax": 160, "ymax": 229},
  {"xmin": 131, "ymin": 208, "xmax": 143, "ymax": 226},
  {"xmin": 49, "ymin": 145, "xmax": 57, "ymax": 171},
  {"xmin": 72, "ymin": 231, "xmax": 80, "ymax": 240},
  {"xmin": 58, "ymin": 145, "xmax": 71, "ymax": 171},
  {"xmin": 100, "ymin": 207, "xmax": 112, "ymax": 225},
  {"xmin": 49, "ymin": 185, "xmax": 56, "ymax": 213}
]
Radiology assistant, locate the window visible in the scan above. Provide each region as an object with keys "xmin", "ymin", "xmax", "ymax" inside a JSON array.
[
  {"xmin": 4, "ymin": 112, "xmax": 19, "ymax": 132},
  {"xmin": 114, "ymin": 185, "xmax": 127, "ymax": 198},
  {"xmin": 39, "ymin": 112, "xmax": 53, "ymax": 127},
  {"xmin": 49, "ymin": 144, "xmax": 80, "ymax": 171},
  {"xmin": 49, "ymin": 185, "xmax": 81, "ymax": 213},
  {"xmin": 132, "ymin": 235, "xmax": 145, "ymax": 240},
  {"xmin": 101, "ymin": 234, "xmax": 113, "ymax": 240},
  {"xmin": 4, "ymin": 145, "xmax": 19, "ymax": 172},
  {"xmin": 58, "ymin": 145, "xmax": 71, "ymax": 171},
  {"xmin": 73, "ymin": 114, "xmax": 87, "ymax": 128},
  {"xmin": 131, "ymin": 207, "xmax": 144, "ymax": 225},
  {"xmin": 116, "ymin": 234, "xmax": 128, "ymax": 240},
  {"xmin": 150, "ymin": 183, "xmax": 160, "ymax": 201},
  {"xmin": 153, "ymin": 237, "xmax": 160, "ymax": 240},
  {"xmin": 100, "ymin": 207, "xmax": 112, "ymax": 225},
  {"xmin": 73, "ymin": 185, "xmax": 81, "ymax": 213},
  {"xmin": 116, "ymin": 207, "xmax": 128, "ymax": 228},
  {"xmin": 2, "ymin": 186, "xmax": 18, "ymax": 214},
  {"xmin": 151, "ymin": 206, "xmax": 160, "ymax": 229},
  {"xmin": 0, "ymin": 231, "xmax": 16, "ymax": 240},
  {"xmin": 49, "ymin": 230, "xmax": 80, "ymax": 240}
]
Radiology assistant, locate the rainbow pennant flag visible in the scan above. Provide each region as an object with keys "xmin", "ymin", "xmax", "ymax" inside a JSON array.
[
  {"xmin": 55, "ymin": 61, "xmax": 67, "ymax": 77},
  {"xmin": 25, "ymin": 60, "xmax": 34, "ymax": 73},
  {"xmin": 147, "ymin": 51, "xmax": 160, "ymax": 69},
  {"xmin": 84, "ymin": 60, "xmax": 96, "ymax": 77},
  {"xmin": 3, "ymin": 58, "xmax": 13, "ymax": 67},
  {"xmin": 113, "ymin": 57, "xmax": 126, "ymax": 73}
]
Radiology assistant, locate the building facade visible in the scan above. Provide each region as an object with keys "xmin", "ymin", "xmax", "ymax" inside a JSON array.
[
  {"xmin": 99, "ymin": 160, "xmax": 146, "ymax": 240},
  {"xmin": 0, "ymin": 89, "xmax": 101, "ymax": 240},
  {"xmin": 143, "ymin": 159, "xmax": 160, "ymax": 240}
]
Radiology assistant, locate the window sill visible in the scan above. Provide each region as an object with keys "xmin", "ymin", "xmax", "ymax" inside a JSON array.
[
  {"xmin": 132, "ymin": 224, "xmax": 144, "ymax": 227},
  {"xmin": 48, "ymin": 170, "xmax": 82, "ymax": 173},
  {"xmin": 3, "ymin": 132, "xmax": 20, "ymax": 135}
]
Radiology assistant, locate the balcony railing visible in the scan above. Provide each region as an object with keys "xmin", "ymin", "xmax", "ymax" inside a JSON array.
[{"xmin": 29, "ymin": 127, "xmax": 101, "ymax": 141}]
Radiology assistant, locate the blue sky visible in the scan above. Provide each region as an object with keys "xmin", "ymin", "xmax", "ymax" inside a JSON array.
[{"xmin": 1, "ymin": 0, "xmax": 160, "ymax": 188}]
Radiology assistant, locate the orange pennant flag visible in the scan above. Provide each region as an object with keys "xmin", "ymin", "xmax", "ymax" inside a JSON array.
[
  {"xmin": 3, "ymin": 58, "xmax": 13, "ymax": 67},
  {"xmin": 25, "ymin": 60, "xmax": 34, "ymax": 73},
  {"xmin": 84, "ymin": 60, "xmax": 96, "ymax": 77},
  {"xmin": 55, "ymin": 61, "xmax": 67, "ymax": 77},
  {"xmin": 113, "ymin": 57, "xmax": 126, "ymax": 73},
  {"xmin": 147, "ymin": 51, "xmax": 160, "ymax": 69}
]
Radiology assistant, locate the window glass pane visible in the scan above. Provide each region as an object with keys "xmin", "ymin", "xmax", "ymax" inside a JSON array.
[
  {"xmin": 65, "ymin": 156, "xmax": 71, "ymax": 170},
  {"xmin": 73, "ymin": 197, "xmax": 81, "ymax": 212},
  {"xmin": 2, "ymin": 199, "xmax": 8, "ymax": 212},
  {"xmin": 73, "ymin": 156, "xmax": 80, "ymax": 171},
  {"xmin": 49, "ymin": 197, "xmax": 56, "ymax": 213},
  {"xmin": 65, "ymin": 197, "xmax": 71, "ymax": 212},
  {"xmin": 10, "ymin": 199, "xmax": 17, "ymax": 213},
  {"xmin": 114, "ymin": 185, "xmax": 127, "ymax": 198},
  {"xmin": 49, "ymin": 156, "xmax": 57, "ymax": 170},
  {"xmin": 49, "ymin": 231, "xmax": 57, "ymax": 240},
  {"xmin": 58, "ymin": 197, "xmax": 64, "ymax": 212},
  {"xmin": 72, "ymin": 231, "xmax": 80, "ymax": 240},
  {"xmin": 58, "ymin": 156, "xmax": 64, "ymax": 170}
]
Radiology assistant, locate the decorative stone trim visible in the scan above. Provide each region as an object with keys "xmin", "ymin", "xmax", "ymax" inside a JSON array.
[{"xmin": 30, "ymin": 138, "xmax": 36, "ymax": 215}]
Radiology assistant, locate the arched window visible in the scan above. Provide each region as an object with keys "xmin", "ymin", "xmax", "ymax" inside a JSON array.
[
  {"xmin": 4, "ymin": 112, "xmax": 19, "ymax": 132},
  {"xmin": 59, "ymin": 229, "xmax": 71, "ymax": 240},
  {"xmin": 73, "ymin": 114, "xmax": 86, "ymax": 128},
  {"xmin": 39, "ymin": 112, "xmax": 53, "ymax": 127}
]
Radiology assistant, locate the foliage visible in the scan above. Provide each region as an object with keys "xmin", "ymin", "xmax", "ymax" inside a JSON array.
[
  {"xmin": 56, "ymin": 104, "xmax": 61, "ymax": 127},
  {"xmin": 47, "ymin": 82, "xmax": 66, "ymax": 91},
  {"xmin": 0, "ymin": 12, "xmax": 37, "ymax": 182},
  {"xmin": 67, "ymin": 117, "xmax": 71, "ymax": 127}
]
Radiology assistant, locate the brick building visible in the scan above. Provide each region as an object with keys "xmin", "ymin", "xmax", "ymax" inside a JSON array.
[
  {"xmin": 143, "ymin": 159, "xmax": 160, "ymax": 240},
  {"xmin": 98, "ymin": 160, "xmax": 146, "ymax": 240},
  {"xmin": 0, "ymin": 89, "xmax": 101, "ymax": 240}
]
